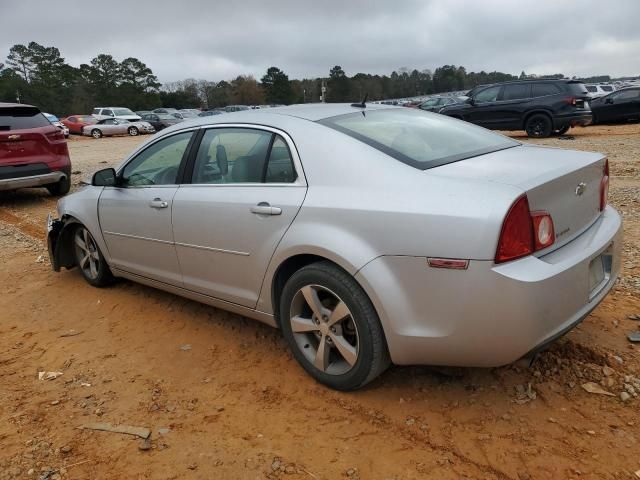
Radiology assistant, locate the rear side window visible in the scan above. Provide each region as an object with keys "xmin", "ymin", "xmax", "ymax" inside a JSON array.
[
  {"xmin": 532, "ymin": 83, "xmax": 561, "ymax": 97},
  {"xmin": 585, "ymin": 86, "xmax": 597, "ymax": 93},
  {"xmin": 0, "ymin": 108, "xmax": 51, "ymax": 131},
  {"xmin": 564, "ymin": 82, "xmax": 589, "ymax": 95},
  {"xmin": 502, "ymin": 84, "xmax": 531, "ymax": 100},
  {"xmin": 601, "ymin": 86, "xmax": 614, "ymax": 92},
  {"xmin": 266, "ymin": 136, "xmax": 296, "ymax": 183},
  {"xmin": 319, "ymin": 109, "xmax": 518, "ymax": 170},
  {"xmin": 103, "ymin": 109, "xmax": 114, "ymax": 116}
]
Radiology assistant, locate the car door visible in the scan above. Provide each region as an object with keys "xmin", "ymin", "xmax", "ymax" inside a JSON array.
[
  {"xmin": 493, "ymin": 83, "xmax": 532, "ymax": 129},
  {"xmin": 172, "ymin": 126, "xmax": 306, "ymax": 308},
  {"xmin": 98, "ymin": 130, "xmax": 196, "ymax": 285},
  {"xmin": 465, "ymin": 85, "xmax": 502, "ymax": 127}
]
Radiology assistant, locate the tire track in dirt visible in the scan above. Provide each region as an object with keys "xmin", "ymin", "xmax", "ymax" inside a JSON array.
[{"xmin": 0, "ymin": 209, "xmax": 45, "ymax": 240}]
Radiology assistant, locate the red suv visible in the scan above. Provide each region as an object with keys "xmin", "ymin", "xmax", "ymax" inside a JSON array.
[{"xmin": 0, "ymin": 103, "xmax": 71, "ymax": 195}]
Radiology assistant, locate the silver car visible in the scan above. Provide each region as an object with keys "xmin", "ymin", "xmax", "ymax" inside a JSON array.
[
  {"xmin": 47, "ymin": 104, "xmax": 622, "ymax": 390},
  {"xmin": 83, "ymin": 118, "xmax": 155, "ymax": 138}
]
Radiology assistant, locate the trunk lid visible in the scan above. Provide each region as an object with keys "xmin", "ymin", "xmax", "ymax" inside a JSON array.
[{"xmin": 429, "ymin": 144, "xmax": 606, "ymax": 250}]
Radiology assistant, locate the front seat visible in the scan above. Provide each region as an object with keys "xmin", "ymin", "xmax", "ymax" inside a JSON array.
[{"xmin": 231, "ymin": 155, "xmax": 262, "ymax": 183}]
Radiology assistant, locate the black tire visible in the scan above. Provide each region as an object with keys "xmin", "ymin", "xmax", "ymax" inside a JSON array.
[
  {"xmin": 46, "ymin": 175, "xmax": 71, "ymax": 196},
  {"xmin": 279, "ymin": 261, "xmax": 390, "ymax": 391},
  {"xmin": 72, "ymin": 224, "xmax": 115, "ymax": 287},
  {"xmin": 553, "ymin": 125, "xmax": 570, "ymax": 136},
  {"xmin": 525, "ymin": 114, "xmax": 553, "ymax": 138},
  {"xmin": 91, "ymin": 129, "xmax": 102, "ymax": 139},
  {"xmin": 128, "ymin": 126, "xmax": 139, "ymax": 136}
]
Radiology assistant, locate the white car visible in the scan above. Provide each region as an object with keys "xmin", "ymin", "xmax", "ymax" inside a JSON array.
[
  {"xmin": 43, "ymin": 112, "xmax": 69, "ymax": 138},
  {"xmin": 92, "ymin": 107, "xmax": 141, "ymax": 122},
  {"xmin": 585, "ymin": 84, "xmax": 616, "ymax": 100}
]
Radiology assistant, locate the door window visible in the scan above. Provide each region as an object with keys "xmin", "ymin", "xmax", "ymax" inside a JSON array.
[
  {"xmin": 501, "ymin": 83, "xmax": 531, "ymax": 100},
  {"xmin": 92, "ymin": 108, "xmax": 100, "ymax": 115},
  {"xmin": 532, "ymin": 83, "xmax": 561, "ymax": 97},
  {"xmin": 611, "ymin": 89, "xmax": 639, "ymax": 101},
  {"xmin": 121, "ymin": 131, "xmax": 193, "ymax": 187},
  {"xmin": 265, "ymin": 135, "xmax": 296, "ymax": 183},
  {"xmin": 474, "ymin": 86, "xmax": 501, "ymax": 103},
  {"xmin": 103, "ymin": 109, "xmax": 114, "ymax": 116},
  {"xmin": 192, "ymin": 128, "xmax": 273, "ymax": 184}
]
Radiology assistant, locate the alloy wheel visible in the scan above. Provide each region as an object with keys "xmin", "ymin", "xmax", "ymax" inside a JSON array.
[
  {"xmin": 74, "ymin": 227, "xmax": 100, "ymax": 280},
  {"xmin": 289, "ymin": 284, "xmax": 359, "ymax": 375}
]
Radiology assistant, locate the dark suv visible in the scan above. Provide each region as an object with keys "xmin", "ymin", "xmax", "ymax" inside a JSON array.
[
  {"xmin": 439, "ymin": 79, "xmax": 592, "ymax": 137},
  {"xmin": 0, "ymin": 103, "xmax": 71, "ymax": 195}
]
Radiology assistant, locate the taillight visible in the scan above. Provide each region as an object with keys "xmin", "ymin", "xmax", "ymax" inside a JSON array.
[
  {"xmin": 495, "ymin": 195, "xmax": 555, "ymax": 264},
  {"xmin": 600, "ymin": 159, "xmax": 609, "ymax": 211},
  {"xmin": 563, "ymin": 96, "xmax": 577, "ymax": 106}
]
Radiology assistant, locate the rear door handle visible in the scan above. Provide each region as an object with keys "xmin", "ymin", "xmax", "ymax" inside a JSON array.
[
  {"xmin": 250, "ymin": 202, "xmax": 282, "ymax": 216},
  {"xmin": 149, "ymin": 198, "xmax": 168, "ymax": 209}
]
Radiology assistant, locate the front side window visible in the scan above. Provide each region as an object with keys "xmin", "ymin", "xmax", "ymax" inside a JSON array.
[
  {"xmin": 502, "ymin": 84, "xmax": 531, "ymax": 100},
  {"xmin": 92, "ymin": 108, "xmax": 100, "ymax": 115},
  {"xmin": 319, "ymin": 109, "xmax": 518, "ymax": 170},
  {"xmin": 611, "ymin": 89, "xmax": 638, "ymax": 100},
  {"xmin": 191, "ymin": 128, "xmax": 272, "ymax": 184},
  {"xmin": 121, "ymin": 131, "xmax": 193, "ymax": 187},
  {"xmin": 474, "ymin": 86, "xmax": 501, "ymax": 103},
  {"xmin": 419, "ymin": 99, "xmax": 438, "ymax": 109},
  {"xmin": 103, "ymin": 109, "xmax": 114, "ymax": 116}
]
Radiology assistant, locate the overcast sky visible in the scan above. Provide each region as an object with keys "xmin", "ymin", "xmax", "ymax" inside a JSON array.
[{"xmin": 1, "ymin": 0, "xmax": 639, "ymax": 83}]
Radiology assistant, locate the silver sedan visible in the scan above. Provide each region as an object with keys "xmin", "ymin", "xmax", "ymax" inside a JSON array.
[
  {"xmin": 47, "ymin": 104, "xmax": 622, "ymax": 390},
  {"xmin": 83, "ymin": 118, "xmax": 155, "ymax": 138}
]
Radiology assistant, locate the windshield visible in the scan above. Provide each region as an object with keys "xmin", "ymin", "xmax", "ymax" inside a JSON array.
[
  {"xmin": 113, "ymin": 108, "xmax": 135, "ymax": 116},
  {"xmin": 157, "ymin": 114, "xmax": 175, "ymax": 120},
  {"xmin": 319, "ymin": 108, "xmax": 519, "ymax": 170}
]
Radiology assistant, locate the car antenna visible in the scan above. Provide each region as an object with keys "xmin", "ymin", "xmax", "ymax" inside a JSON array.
[{"xmin": 351, "ymin": 93, "xmax": 368, "ymax": 108}]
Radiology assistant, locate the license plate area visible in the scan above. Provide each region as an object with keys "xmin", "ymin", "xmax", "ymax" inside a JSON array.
[{"xmin": 588, "ymin": 246, "xmax": 612, "ymax": 300}]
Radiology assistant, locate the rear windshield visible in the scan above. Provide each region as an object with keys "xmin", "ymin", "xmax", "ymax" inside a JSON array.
[
  {"xmin": 319, "ymin": 109, "xmax": 518, "ymax": 170},
  {"xmin": 565, "ymin": 82, "xmax": 589, "ymax": 95},
  {"xmin": 0, "ymin": 108, "xmax": 51, "ymax": 131}
]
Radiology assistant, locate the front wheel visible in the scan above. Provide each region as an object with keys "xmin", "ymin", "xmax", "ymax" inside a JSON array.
[
  {"xmin": 525, "ymin": 114, "xmax": 553, "ymax": 138},
  {"xmin": 91, "ymin": 129, "xmax": 102, "ymax": 139},
  {"xmin": 128, "ymin": 126, "xmax": 139, "ymax": 136},
  {"xmin": 73, "ymin": 225, "xmax": 114, "ymax": 287},
  {"xmin": 279, "ymin": 261, "xmax": 390, "ymax": 390}
]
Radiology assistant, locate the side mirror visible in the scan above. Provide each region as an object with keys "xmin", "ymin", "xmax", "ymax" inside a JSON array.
[
  {"xmin": 466, "ymin": 97, "xmax": 475, "ymax": 106},
  {"xmin": 92, "ymin": 168, "xmax": 117, "ymax": 187},
  {"xmin": 605, "ymin": 98, "xmax": 614, "ymax": 104}
]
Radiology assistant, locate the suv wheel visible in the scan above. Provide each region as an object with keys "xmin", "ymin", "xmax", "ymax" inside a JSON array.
[
  {"xmin": 46, "ymin": 175, "xmax": 71, "ymax": 196},
  {"xmin": 525, "ymin": 114, "xmax": 552, "ymax": 138},
  {"xmin": 73, "ymin": 225, "xmax": 114, "ymax": 287},
  {"xmin": 279, "ymin": 261, "xmax": 390, "ymax": 391}
]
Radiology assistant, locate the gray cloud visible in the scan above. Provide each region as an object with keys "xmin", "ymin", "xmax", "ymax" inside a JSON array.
[{"xmin": 1, "ymin": 0, "xmax": 638, "ymax": 82}]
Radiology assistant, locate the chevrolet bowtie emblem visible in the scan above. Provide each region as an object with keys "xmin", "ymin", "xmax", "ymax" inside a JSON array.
[
  {"xmin": 575, "ymin": 182, "xmax": 587, "ymax": 196},
  {"xmin": 7, "ymin": 134, "xmax": 21, "ymax": 141}
]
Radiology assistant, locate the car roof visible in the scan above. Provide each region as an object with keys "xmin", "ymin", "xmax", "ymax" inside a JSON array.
[{"xmin": 0, "ymin": 102, "xmax": 38, "ymax": 109}]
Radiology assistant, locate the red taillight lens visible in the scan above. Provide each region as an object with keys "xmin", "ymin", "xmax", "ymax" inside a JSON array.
[
  {"xmin": 495, "ymin": 195, "xmax": 556, "ymax": 264},
  {"xmin": 495, "ymin": 195, "xmax": 534, "ymax": 264},
  {"xmin": 600, "ymin": 159, "xmax": 609, "ymax": 211},
  {"xmin": 531, "ymin": 213, "xmax": 555, "ymax": 250},
  {"xmin": 563, "ymin": 96, "xmax": 577, "ymax": 106}
]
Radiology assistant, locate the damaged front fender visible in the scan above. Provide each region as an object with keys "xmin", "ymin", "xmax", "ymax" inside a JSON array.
[{"xmin": 47, "ymin": 214, "xmax": 78, "ymax": 272}]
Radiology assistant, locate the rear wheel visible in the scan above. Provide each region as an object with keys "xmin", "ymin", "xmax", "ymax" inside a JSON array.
[
  {"xmin": 525, "ymin": 114, "xmax": 552, "ymax": 138},
  {"xmin": 279, "ymin": 261, "xmax": 389, "ymax": 390},
  {"xmin": 128, "ymin": 126, "xmax": 139, "ymax": 136},
  {"xmin": 73, "ymin": 225, "xmax": 114, "ymax": 287},
  {"xmin": 91, "ymin": 129, "xmax": 102, "ymax": 139},
  {"xmin": 46, "ymin": 175, "xmax": 71, "ymax": 196}
]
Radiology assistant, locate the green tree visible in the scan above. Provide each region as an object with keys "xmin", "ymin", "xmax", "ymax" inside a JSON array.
[
  {"xmin": 261, "ymin": 67, "xmax": 293, "ymax": 104},
  {"xmin": 327, "ymin": 65, "xmax": 350, "ymax": 102}
]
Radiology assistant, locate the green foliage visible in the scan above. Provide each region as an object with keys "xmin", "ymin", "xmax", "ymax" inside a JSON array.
[{"xmin": 261, "ymin": 67, "xmax": 292, "ymax": 105}]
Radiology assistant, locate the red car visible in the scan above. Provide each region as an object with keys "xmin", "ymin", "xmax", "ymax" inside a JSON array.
[
  {"xmin": 61, "ymin": 114, "xmax": 98, "ymax": 135},
  {"xmin": 0, "ymin": 103, "xmax": 71, "ymax": 195}
]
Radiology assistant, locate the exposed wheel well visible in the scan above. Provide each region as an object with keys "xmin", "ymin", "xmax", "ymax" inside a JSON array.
[
  {"xmin": 56, "ymin": 216, "xmax": 82, "ymax": 270},
  {"xmin": 271, "ymin": 254, "xmax": 347, "ymax": 326}
]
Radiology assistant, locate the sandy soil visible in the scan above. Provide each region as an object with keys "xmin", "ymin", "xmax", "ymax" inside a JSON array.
[{"xmin": 1, "ymin": 125, "xmax": 639, "ymax": 480}]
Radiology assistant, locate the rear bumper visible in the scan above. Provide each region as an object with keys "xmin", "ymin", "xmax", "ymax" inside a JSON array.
[
  {"xmin": 0, "ymin": 171, "xmax": 66, "ymax": 191},
  {"xmin": 554, "ymin": 112, "xmax": 592, "ymax": 128},
  {"xmin": 355, "ymin": 206, "xmax": 622, "ymax": 367}
]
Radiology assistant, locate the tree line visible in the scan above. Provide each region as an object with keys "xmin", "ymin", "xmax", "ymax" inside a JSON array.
[{"xmin": 0, "ymin": 41, "xmax": 612, "ymax": 116}]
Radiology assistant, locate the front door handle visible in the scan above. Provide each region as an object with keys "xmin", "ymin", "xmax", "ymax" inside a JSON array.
[
  {"xmin": 250, "ymin": 202, "xmax": 282, "ymax": 216},
  {"xmin": 149, "ymin": 198, "xmax": 168, "ymax": 209}
]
